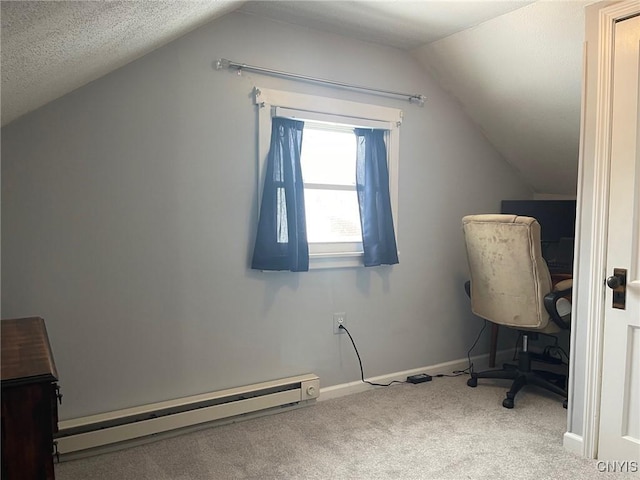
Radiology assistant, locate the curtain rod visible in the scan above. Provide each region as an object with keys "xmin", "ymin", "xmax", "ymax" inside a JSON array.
[{"xmin": 215, "ymin": 58, "xmax": 426, "ymax": 107}]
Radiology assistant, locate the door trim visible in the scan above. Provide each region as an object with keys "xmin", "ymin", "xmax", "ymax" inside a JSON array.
[{"xmin": 582, "ymin": 0, "xmax": 640, "ymax": 460}]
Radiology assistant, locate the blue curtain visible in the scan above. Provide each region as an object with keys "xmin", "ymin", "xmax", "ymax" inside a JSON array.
[
  {"xmin": 355, "ymin": 128, "xmax": 399, "ymax": 266},
  {"xmin": 251, "ymin": 118, "xmax": 309, "ymax": 271}
]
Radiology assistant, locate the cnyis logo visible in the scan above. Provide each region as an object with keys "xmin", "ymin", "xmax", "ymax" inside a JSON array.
[{"xmin": 596, "ymin": 461, "xmax": 639, "ymax": 473}]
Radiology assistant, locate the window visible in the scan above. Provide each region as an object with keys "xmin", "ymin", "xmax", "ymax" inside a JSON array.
[
  {"xmin": 301, "ymin": 123, "xmax": 362, "ymax": 249},
  {"xmin": 255, "ymin": 87, "xmax": 401, "ymax": 269}
]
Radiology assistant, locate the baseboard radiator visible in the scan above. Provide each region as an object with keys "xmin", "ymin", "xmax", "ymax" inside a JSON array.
[{"xmin": 56, "ymin": 373, "xmax": 319, "ymax": 455}]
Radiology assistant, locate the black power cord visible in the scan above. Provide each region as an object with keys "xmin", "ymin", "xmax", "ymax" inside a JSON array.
[
  {"xmin": 432, "ymin": 319, "xmax": 487, "ymax": 378},
  {"xmin": 543, "ymin": 345, "xmax": 569, "ymax": 365},
  {"xmin": 542, "ymin": 334, "xmax": 570, "ymax": 365},
  {"xmin": 339, "ymin": 319, "xmax": 488, "ymax": 385},
  {"xmin": 338, "ymin": 324, "xmax": 406, "ymax": 387},
  {"xmin": 512, "ymin": 332, "xmax": 570, "ymax": 366}
]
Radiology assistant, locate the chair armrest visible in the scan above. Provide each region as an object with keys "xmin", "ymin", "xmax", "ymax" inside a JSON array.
[{"xmin": 544, "ymin": 280, "xmax": 572, "ymax": 330}]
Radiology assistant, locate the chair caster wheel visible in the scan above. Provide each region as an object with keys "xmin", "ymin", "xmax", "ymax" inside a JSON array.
[
  {"xmin": 467, "ymin": 377, "xmax": 478, "ymax": 388},
  {"xmin": 502, "ymin": 397, "xmax": 514, "ymax": 409}
]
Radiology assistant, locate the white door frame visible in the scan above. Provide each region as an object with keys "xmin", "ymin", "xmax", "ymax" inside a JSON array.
[{"xmin": 581, "ymin": 0, "xmax": 640, "ymax": 459}]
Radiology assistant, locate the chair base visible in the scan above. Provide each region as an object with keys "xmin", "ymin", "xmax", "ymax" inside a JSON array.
[{"xmin": 467, "ymin": 356, "xmax": 568, "ymax": 409}]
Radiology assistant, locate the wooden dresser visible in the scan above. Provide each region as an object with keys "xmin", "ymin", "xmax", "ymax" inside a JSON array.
[{"xmin": 1, "ymin": 317, "xmax": 61, "ymax": 480}]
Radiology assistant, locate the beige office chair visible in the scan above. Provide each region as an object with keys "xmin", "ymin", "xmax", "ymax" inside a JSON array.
[{"xmin": 462, "ymin": 214, "xmax": 572, "ymax": 409}]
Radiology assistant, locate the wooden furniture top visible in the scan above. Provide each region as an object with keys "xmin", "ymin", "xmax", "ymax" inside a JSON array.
[{"xmin": 1, "ymin": 317, "xmax": 58, "ymax": 387}]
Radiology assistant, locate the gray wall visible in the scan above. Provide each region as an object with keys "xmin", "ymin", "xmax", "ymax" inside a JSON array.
[{"xmin": 1, "ymin": 12, "xmax": 531, "ymax": 420}]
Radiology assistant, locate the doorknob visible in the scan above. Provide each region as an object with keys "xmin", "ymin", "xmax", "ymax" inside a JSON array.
[
  {"xmin": 606, "ymin": 268, "xmax": 627, "ymax": 309},
  {"xmin": 606, "ymin": 275, "xmax": 622, "ymax": 289}
]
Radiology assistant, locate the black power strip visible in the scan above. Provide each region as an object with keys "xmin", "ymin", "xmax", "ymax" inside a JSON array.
[{"xmin": 407, "ymin": 373, "xmax": 432, "ymax": 384}]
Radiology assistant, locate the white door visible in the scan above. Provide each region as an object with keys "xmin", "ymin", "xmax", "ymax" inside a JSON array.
[{"xmin": 598, "ymin": 14, "xmax": 640, "ymax": 462}]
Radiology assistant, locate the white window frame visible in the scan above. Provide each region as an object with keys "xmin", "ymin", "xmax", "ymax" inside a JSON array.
[{"xmin": 255, "ymin": 87, "xmax": 401, "ymax": 269}]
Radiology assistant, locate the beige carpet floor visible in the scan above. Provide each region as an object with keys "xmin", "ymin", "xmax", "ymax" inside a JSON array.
[{"xmin": 55, "ymin": 374, "xmax": 633, "ymax": 479}]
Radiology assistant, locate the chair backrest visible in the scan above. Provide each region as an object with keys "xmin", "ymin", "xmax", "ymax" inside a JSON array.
[{"xmin": 462, "ymin": 214, "xmax": 553, "ymax": 330}]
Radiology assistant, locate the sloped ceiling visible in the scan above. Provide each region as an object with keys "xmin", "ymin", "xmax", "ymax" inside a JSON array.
[
  {"xmin": 412, "ymin": 1, "xmax": 589, "ymax": 195},
  {"xmin": 1, "ymin": 0, "xmax": 589, "ymax": 195},
  {"xmin": 0, "ymin": 1, "xmax": 241, "ymax": 126},
  {"xmin": 238, "ymin": 0, "xmax": 535, "ymax": 49}
]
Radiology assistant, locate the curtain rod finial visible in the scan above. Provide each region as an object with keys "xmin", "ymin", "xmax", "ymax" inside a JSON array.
[
  {"xmin": 410, "ymin": 95, "xmax": 426, "ymax": 107},
  {"xmin": 215, "ymin": 58, "xmax": 230, "ymax": 70}
]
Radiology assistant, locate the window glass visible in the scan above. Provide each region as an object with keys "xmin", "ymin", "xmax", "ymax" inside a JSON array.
[
  {"xmin": 300, "ymin": 126, "xmax": 356, "ymax": 186},
  {"xmin": 304, "ymin": 188, "xmax": 362, "ymax": 243},
  {"xmin": 300, "ymin": 123, "xmax": 362, "ymax": 245}
]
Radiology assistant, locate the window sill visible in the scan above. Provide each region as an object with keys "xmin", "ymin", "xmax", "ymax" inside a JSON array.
[
  {"xmin": 256, "ymin": 251, "xmax": 401, "ymax": 272},
  {"xmin": 309, "ymin": 252, "xmax": 363, "ymax": 269}
]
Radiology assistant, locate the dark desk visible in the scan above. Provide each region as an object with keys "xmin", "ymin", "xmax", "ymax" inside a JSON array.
[
  {"xmin": 488, "ymin": 273, "xmax": 572, "ymax": 367},
  {"xmin": 1, "ymin": 317, "xmax": 61, "ymax": 479}
]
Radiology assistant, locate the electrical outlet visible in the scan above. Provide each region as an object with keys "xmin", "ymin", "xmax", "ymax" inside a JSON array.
[{"xmin": 333, "ymin": 312, "xmax": 347, "ymax": 334}]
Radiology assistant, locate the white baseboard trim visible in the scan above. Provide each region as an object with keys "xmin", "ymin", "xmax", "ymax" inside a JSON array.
[
  {"xmin": 563, "ymin": 432, "xmax": 584, "ymax": 456},
  {"xmin": 319, "ymin": 350, "xmax": 512, "ymax": 402}
]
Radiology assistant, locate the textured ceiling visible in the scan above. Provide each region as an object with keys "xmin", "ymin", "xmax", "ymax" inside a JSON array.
[
  {"xmin": 1, "ymin": 0, "xmax": 588, "ymax": 195},
  {"xmin": 0, "ymin": 1, "xmax": 241, "ymax": 126}
]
